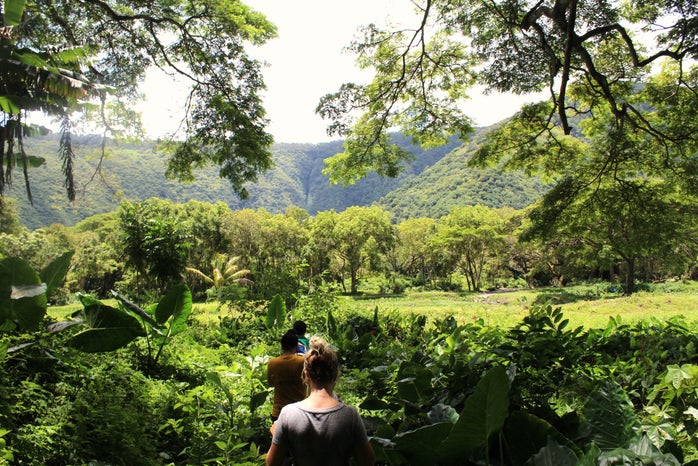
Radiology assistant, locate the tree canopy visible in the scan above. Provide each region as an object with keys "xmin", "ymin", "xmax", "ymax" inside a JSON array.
[
  {"xmin": 317, "ymin": 0, "xmax": 698, "ymax": 184},
  {"xmin": 0, "ymin": 0, "xmax": 276, "ymax": 203}
]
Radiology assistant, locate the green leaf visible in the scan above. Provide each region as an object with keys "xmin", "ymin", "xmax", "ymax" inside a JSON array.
[
  {"xmin": 581, "ymin": 379, "xmax": 638, "ymax": 451},
  {"xmin": 214, "ymin": 441, "xmax": 227, "ymax": 451},
  {"xmin": 77, "ymin": 292, "xmax": 102, "ymax": 308},
  {"xmin": 154, "ymin": 283, "xmax": 192, "ymax": 334},
  {"xmin": 394, "ymin": 422, "xmax": 453, "ymax": 464},
  {"xmin": 265, "ymin": 294, "xmax": 286, "ymax": 331},
  {"xmin": 26, "ymin": 155, "xmax": 46, "ymax": 168},
  {"xmin": 360, "ymin": 395, "xmax": 391, "ymax": 411},
  {"xmin": 6, "ymin": 153, "xmax": 46, "ymax": 168},
  {"xmin": 0, "ymin": 257, "xmax": 47, "ymax": 331},
  {"xmin": 111, "ymin": 291, "xmax": 160, "ymax": 328},
  {"xmin": 437, "ymin": 365, "xmax": 510, "ymax": 462},
  {"xmin": 250, "ymin": 390, "xmax": 269, "ymax": 413},
  {"xmin": 665, "ymin": 364, "xmax": 698, "ymax": 389},
  {"xmin": 528, "ymin": 439, "xmax": 578, "ymax": 466},
  {"xmin": 67, "ymin": 303, "xmax": 145, "ymax": 352},
  {"xmin": 40, "ymin": 251, "xmax": 74, "ymax": 297},
  {"xmin": 428, "ymin": 404, "xmax": 459, "ymax": 425},
  {"xmin": 504, "ymin": 411, "xmax": 580, "ymax": 465},
  {"xmin": 3, "ymin": 0, "xmax": 25, "ymax": 26},
  {"xmin": 0, "ymin": 97, "xmax": 21, "ymax": 114},
  {"xmin": 327, "ymin": 309, "xmax": 337, "ymax": 339},
  {"xmin": 577, "ymin": 443, "xmax": 602, "ymax": 466},
  {"xmin": 396, "ymin": 361, "xmax": 433, "ymax": 404},
  {"xmin": 46, "ymin": 320, "xmax": 82, "ymax": 333},
  {"xmin": 206, "ymin": 371, "xmax": 233, "ymax": 401},
  {"xmin": 596, "ymin": 435, "xmax": 681, "ymax": 466}
]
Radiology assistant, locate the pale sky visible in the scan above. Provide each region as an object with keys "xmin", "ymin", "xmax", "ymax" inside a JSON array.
[{"xmin": 139, "ymin": 0, "xmax": 543, "ymax": 144}]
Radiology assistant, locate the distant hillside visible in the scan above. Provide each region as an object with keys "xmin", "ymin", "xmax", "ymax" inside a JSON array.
[
  {"xmin": 377, "ymin": 129, "xmax": 550, "ymax": 221},
  {"xmin": 6, "ymin": 130, "xmax": 545, "ymax": 229}
]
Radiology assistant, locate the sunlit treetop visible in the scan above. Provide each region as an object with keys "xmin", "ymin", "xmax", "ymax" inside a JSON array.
[
  {"xmin": 317, "ymin": 0, "xmax": 698, "ymax": 184},
  {"xmin": 0, "ymin": 0, "xmax": 277, "ymax": 202}
]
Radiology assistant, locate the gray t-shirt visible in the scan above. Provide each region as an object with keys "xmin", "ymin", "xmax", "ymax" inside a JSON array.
[{"xmin": 272, "ymin": 401, "xmax": 369, "ymax": 466}]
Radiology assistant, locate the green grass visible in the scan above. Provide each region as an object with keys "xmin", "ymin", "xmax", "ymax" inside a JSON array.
[
  {"xmin": 338, "ymin": 281, "xmax": 698, "ymax": 329},
  {"xmin": 49, "ymin": 281, "xmax": 698, "ymax": 330}
]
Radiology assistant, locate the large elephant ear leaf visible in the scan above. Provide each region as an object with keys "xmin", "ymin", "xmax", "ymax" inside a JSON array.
[
  {"xmin": 41, "ymin": 251, "xmax": 74, "ymax": 297},
  {"xmin": 265, "ymin": 294, "xmax": 286, "ymax": 330},
  {"xmin": 528, "ymin": 438, "xmax": 578, "ymax": 466},
  {"xmin": 154, "ymin": 283, "xmax": 192, "ymax": 334},
  {"xmin": 437, "ymin": 365, "xmax": 510, "ymax": 463},
  {"xmin": 581, "ymin": 379, "xmax": 638, "ymax": 450},
  {"xmin": 67, "ymin": 303, "xmax": 145, "ymax": 353},
  {"xmin": 0, "ymin": 257, "xmax": 47, "ymax": 331},
  {"xmin": 504, "ymin": 411, "xmax": 581, "ymax": 465},
  {"xmin": 393, "ymin": 422, "xmax": 453, "ymax": 465}
]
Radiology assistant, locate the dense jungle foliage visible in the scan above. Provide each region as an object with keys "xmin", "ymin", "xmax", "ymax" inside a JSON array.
[
  {"xmin": 1, "ymin": 254, "xmax": 697, "ymax": 465},
  {"xmin": 2, "ymin": 0, "xmax": 698, "ymax": 463},
  {"xmin": 2, "ymin": 194, "xmax": 695, "ymax": 305},
  {"xmin": 1, "ymin": 193, "xmax": 697, "ymax": 463}
]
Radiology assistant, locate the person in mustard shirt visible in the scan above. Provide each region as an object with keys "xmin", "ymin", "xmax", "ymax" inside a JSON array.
[
  {"xmin": 266, "ymin": 336, "xmax": 375, "ymax": 466},
  {"xmin": 267, "ymin": 331, "xmax": 306, "ymax": 421}
]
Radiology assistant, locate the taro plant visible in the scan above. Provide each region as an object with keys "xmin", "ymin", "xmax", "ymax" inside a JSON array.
[
  {"xmin": 0, "ymin": 252, "xmax": 74, "ymax": 334},
  {"xmin": 264, "ymin": 294, "xmax": 286, "ymax": 339},
  {"xmin": 368, "ymin": 364, "xmax": 683, "ymax": 465},
  {"xmin": 369, "ymin": 365, "xmax": 512, "ymax": 465},
  {"xmin": 362, "ymin": 303, "xmax": 689, "ymax": 466},
  {"xmin": 48, "ymin": 284, "xmax": 192, "ymax": 370}
]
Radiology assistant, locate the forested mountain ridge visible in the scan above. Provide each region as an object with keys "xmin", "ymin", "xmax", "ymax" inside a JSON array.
[
  {"xmin": 7, "ymin": 131, "xmax": 546, "ymax": 229},
  {"xmin": 379, "ymin": 128, "xmax": 550, "ymax": 221}
]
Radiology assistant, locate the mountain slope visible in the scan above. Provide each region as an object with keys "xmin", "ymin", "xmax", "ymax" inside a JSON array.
[
  {"xmin": 6, "ymin": 131, "xmax": 545, "ymax": 229},
  {"xmin": 377, "ymin": 130, "xmax": 549, "ymax": 221}
]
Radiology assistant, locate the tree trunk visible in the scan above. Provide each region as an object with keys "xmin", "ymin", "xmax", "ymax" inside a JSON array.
[
  {"xmin": 624, "ymin": 257, "xmax": 635, "ymax": 295},
  {"xmin": 350, "ymin": 267, "xmax": 358, "ymax": 294}
]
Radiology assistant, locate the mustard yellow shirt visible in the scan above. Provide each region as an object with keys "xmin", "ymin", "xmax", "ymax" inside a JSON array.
[{"xmin": 267, "ymin": 354, "xmax": 306, "ymax": 418}]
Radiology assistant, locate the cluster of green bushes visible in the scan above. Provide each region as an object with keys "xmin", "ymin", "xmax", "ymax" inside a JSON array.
[
  {"xmin": 2, "ymin": 196, "xmax": 696, "ymax": 308},
  {"xmin": 1, "ymin": 255, "xmax": 697, "ymax": 464}
]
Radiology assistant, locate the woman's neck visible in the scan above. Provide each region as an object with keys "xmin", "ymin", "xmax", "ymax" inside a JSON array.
[
  {"xmin": 309, "ymin": 386, "xmax": 334, "ymax": 398},
  {"xmin": 302, "ymin": 385, "xmax": 339, "ymax": 408}
]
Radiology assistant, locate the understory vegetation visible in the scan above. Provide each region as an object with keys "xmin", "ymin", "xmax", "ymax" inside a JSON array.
[
  {"xmin": 1, "ymin": 194, "xmax": 697, "ymax": 464},
  {"xmin": 1, "ymin": 254, "xmax": 697, "ymax": 465}
]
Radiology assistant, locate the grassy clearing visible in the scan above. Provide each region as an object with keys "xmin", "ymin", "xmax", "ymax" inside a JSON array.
[
  {"xmin": 49, "ymin": 281, "xmax": 698, "ymax": 330},
  {"xmin": 339, "ymin": 281, "xmax": 698, "ymax": 329}
]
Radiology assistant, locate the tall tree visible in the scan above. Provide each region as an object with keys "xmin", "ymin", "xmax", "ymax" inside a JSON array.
[
  {"xmin": 119, "ymin": 199, "xmax": 191, "ymax": 299},
  {"xmin": 1, "ymin": 0, "xmax": 276, "ymax": 203},
  {"xmin": 432, "ymin": 205, "xmax": 505, "ymax": 291},
  {"xmin": 305, "ymin": 209, "xmax": 339, "ymax": 285},
  {"xmin": 331, "ymin": 206, "xmax": 395, "ymax": 294},
  {"xmin": 509, "ymin": 66, "xmax": 698, "ymax": 294},
  {"xmin": 316, "ymin": 1, "xmax": 697, "ymax": 294},
  {"xmin": 0, "ymin": 197, "xmax": 22, "ymax": 235},
  {"xmin": 391, "ymin": 217, "xmax": 438, "ymax": 284},
  {"xmin": 317, "ymin": 0, "xmax": 697, "ymax": 185}
]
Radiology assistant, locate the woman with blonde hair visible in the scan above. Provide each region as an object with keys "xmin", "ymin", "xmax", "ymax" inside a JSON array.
[{"xmin": 266, "ymin": 336, "xmax": 375, "ymax": 466}]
